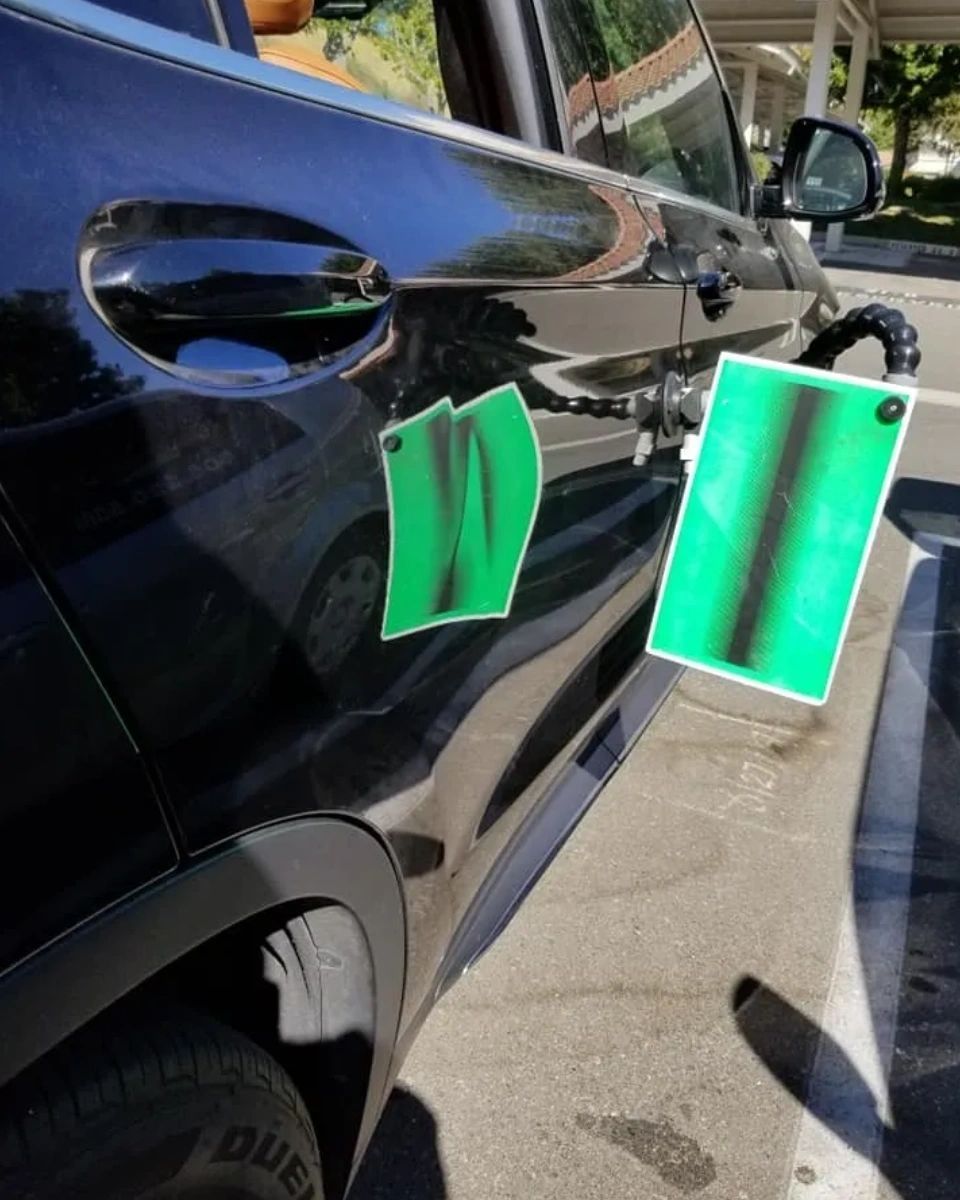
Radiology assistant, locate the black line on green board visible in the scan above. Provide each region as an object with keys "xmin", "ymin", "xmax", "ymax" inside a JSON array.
[{"xmin": 726, "ymin": 384, "xmax": 825, "ymax": 667}]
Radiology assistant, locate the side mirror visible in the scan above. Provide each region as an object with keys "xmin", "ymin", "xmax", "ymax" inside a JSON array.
[{"xmin": 755, "ymin": 116, "xmax": 885, "ymax": 223}]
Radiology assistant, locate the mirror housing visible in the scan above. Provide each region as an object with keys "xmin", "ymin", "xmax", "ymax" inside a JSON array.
[{"xmin": 755, "ymin": 116, "xmax": 885, "ymax": 223}]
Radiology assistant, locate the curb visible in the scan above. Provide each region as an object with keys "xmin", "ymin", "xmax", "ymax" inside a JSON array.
[{"xmin": 813, "ymin": 234, "xmax": 960, "ymax": 260}]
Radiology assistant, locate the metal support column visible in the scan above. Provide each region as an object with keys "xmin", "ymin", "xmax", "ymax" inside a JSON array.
[
  {"xmin": 826, "ymin": 20, "xmax": 871, "ymax": 253},
  {"xmin": 797, "ymin": 0, "xmax": 841, "ymax": 240},
  {"xmin": 805, "ymin": 0, "xmax": 841, "ymax": 117},
  {"xmin": 739, "ymin": 61, "xmax": 759, "ymax": 148},
  {"xmin": 769, "ymin": 83, "xmax": 786, "ymax": 151}
]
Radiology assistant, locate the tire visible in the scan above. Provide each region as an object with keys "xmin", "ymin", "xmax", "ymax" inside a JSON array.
[{"xmin": 0, "ymin": 1006, "xmax": 323, "ymax": 1200}]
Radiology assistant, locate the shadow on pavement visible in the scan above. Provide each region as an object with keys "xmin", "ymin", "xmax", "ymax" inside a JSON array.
[
  {"xmin": 733, "ymin": 475, "xmax": 960, "ymax": 1199},
  {"xmin": 734, "ymin": 974, "xmax": 960, "ymax": 1199},
  {"xmin": 350, "ymin": 1087, "xmax": 447, "ymax": 1200}
]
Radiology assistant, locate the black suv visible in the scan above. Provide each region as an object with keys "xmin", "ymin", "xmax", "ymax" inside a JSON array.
[{"xmin": 0, "ymin": 0, "xmax": 881, "ymax": 1195}]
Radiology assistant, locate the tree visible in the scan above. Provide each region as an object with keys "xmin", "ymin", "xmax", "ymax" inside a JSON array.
[
  {"xmin": 0, "ymin": 290, "xmax": 140, "ymax": 427},
  {"xmin": 852, "ymin": 44, "xmax": 960, "ymax": 196}
]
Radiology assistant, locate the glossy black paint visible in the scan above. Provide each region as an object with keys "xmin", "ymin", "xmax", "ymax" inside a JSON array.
[
  {"xmin": 83, "ymin": 202, "xmax": 392, "ymax": 384},
  {"xmin": 0, "ymin": 0, "xmax": 840, "ymax": 1151},
  {"xmin": 0, "ymin": 505, "xmax": 175, "ymax": 965}
]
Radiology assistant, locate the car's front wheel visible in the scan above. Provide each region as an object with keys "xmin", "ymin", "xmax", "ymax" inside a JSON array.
[{"xmin": 0, "ymin": 1006, "xmax": 323, "ymax": 1200}]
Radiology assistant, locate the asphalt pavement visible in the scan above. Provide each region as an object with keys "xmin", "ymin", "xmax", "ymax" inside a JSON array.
[{"xmin": 352, "ymin": 261, "xmax": 960, "ymax": 1200}]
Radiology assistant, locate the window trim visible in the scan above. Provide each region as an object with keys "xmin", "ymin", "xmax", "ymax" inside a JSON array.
[
  {"xmin": 215, "ymin": 0, "xmax": 256, "ymax": 55},
  {"xmin": 479, "ymin": 0, "xmax": 559, "ymax": 150},
  {"xmin": 202, "ymin": 0, "xmax": 229, "ymax": 46}
]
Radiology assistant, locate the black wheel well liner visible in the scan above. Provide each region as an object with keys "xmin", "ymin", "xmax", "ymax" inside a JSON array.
[{"xmin": 0, "ymin": 816, "xmax": 406, "ymax": 1196}]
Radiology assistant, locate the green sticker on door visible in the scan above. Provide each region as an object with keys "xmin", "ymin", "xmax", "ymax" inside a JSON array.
[
  {"xmin": 647, "ymin": 352, "xmax": 916, "ymax": 705},
  {"xmin": 380, "ymin": 383, "xmax": 543, "ymax": 640}
]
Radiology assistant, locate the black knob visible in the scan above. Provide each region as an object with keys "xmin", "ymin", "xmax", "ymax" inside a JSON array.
[{"xmin": 876, "ymin": 396, "xmax": 907, "ymax": 425}]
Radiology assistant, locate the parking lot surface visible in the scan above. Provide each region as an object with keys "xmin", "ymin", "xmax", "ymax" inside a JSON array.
[{"xmin": 350, "ymin": 264, "xmax": 960, "ymax": 1200}]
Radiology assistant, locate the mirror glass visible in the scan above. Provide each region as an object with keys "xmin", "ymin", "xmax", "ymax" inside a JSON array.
[{"xmin": 795, "ymin": 129, "xmax": 868, "ymax": 214}]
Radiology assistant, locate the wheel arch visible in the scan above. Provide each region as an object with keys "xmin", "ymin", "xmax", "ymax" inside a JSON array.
[{"xmin": 0, "ymin": 815, "xmax": 406, "ymax": 1195}]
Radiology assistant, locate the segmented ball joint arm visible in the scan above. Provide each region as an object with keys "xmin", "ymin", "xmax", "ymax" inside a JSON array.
[
  {"xmin": 794, "ymin": 303, "xmax": 921, "ymax": 385},
  {"xmin": 532, "ymin": 304, "xmax": 921, "ymax": 474}
]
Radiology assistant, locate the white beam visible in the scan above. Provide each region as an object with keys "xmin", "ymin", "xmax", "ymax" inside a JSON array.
[
  {"xmin": 805, "ymin": 0, "xmax": 841, "ymax": 118},
  {"xmin": 866, "ymin": 0, "xmax": 881, "ymax": 55},
  {"xmin": 843, "ymin": 19, "xmax": 870, "ymax": 123},
  {"xmin": 798, "ymin": 0, "xmax": 840, "ymax": 241},
  {"xmin": 826, "ymin": 22, "xmax": 870, "ymax": 254},
  {"xmin": 769, "ymin": 83, "xmax": 787, "ymax": 150},
  {"xmin": 740, "ymin": 61, "xmax": 760, "ymax": 147}
]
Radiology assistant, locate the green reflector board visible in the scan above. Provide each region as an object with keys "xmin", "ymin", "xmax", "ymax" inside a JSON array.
[
  {"xmin": 380, "ymin": 383, "xmax": 542, "ymax": 640},
  {"xmin": 647, "ymin": 352, "xmax": 916, "ymax": 705}
]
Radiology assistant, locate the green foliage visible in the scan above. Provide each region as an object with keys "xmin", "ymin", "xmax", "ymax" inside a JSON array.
[
  {"xmin": 750, "ymin": 148, "xmax": 776, "ymax": 183},
  {"xmin": 831, "ymin": 43, "xmax": 960, "ymax": 196},
  {"xmin": 0, "ymin": 291, "xmax": 140, "ymax": 426},
  {"xmin": 864, "ymin": 44, "xmax": 960, "ymax": 120},
  {"xmin": 856, "ymin": 200, "xmax": 960, "ymax": 247},
  {"xmin": 862, "ymin": 108, "xmax": 895, "ymax": 152},
  {"xmin": 923, "ymin": 92, "xmax": 960, "ymax": 156}
]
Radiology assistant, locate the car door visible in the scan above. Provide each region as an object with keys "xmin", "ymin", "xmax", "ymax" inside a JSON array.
[
  {"xmin": 544, "ymin": 0, "xmax": 803, "ymax": 400},
  {"xmin": 0, "ymin": 505, "xmax": 176, "ymax": 973},
  {"xmin": 0, "ymin": 0, "xmax": 685, "ymax": 1015}
]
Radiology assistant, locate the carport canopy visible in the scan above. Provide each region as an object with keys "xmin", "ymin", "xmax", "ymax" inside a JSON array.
[
  {"xmin": 698, "ymin": 0, "xmax": 960, "ymax": 245},
  {"xmin": 699, "ymin": 2, "xmax": 960, "ymax": 49}
]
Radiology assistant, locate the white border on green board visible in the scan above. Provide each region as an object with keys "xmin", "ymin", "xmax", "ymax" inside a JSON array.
[
  {"xmin": 645, "ymin": 351, "xmax": 918, "ymax": 706},
  {"xmin": 379, "ymin": 382, "xmax": 544, "ymax": 642}
]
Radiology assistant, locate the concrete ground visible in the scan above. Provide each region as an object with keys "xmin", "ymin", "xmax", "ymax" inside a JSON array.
[{"xmin": 352, "ymin": 262, "xmax": 960, "ymax": 1200}]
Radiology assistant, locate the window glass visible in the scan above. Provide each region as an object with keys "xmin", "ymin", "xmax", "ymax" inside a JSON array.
[
  {"xmin": 538, "ymin": 0, "xmax": 609, "ymax": 167},
  {"xmin": 551, "ymin": 0, "xmax": 741, "ymax": 212},
  {"xmin": 252, "ymin": 0, "xmax": 452, "ymax": 119}
]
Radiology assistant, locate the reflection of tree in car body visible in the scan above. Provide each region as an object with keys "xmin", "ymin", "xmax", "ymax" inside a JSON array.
[{"xmin": 0, "ymin": 290, "xmax": 141, "ymax": 425}]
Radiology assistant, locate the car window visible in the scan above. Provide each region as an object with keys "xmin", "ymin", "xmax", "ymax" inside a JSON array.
[
  {"xmin": 98, "ymin": 0, "xmax": 504, "ymax": 135},
  {"xmin": 537, "ymin": 0, "xmax": 609, "ymax": 166},
  {"xmin": 254, "ymin": 0, "xmax": 452, "ymax": 118},
  {"xmin": 543, "ymin": 0, "xmax": 741, "ymax": 213}
]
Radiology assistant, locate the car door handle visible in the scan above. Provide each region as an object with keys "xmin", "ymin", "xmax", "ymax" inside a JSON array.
[
  {"xmin": 696, "ymin": 269, "xmax": 742, "ymax": 322},
  {"xmin": 89, "ymin": 238, "xmax": 391, "ymax": 327},
  {"xmin": 84, "ymin": 234, "xmax": 392, "ymax": 382}
]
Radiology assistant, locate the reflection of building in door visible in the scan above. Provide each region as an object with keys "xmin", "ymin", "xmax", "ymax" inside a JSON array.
[
  {"xmin": 520, "ymin": 187, "xmax": 676, "ymax": 410},
  {"xmin": 565, "ymin": 22, "xmax": 710, "ymax": 166}
]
